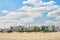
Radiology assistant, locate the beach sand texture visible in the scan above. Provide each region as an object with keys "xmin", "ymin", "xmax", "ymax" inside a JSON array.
[{"xmin": 0, "ymin": 32, "xmax": 60, "ymax": 40}]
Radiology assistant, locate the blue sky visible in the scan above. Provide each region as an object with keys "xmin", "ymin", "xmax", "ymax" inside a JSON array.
[
  {"xmin": 0, "ymin": 0, "xmax": 60, "ymax": 27},
  {"xmin": 0, "ymin": 0, "xmax": 23, "ymax": 11},
  {"xmin": 0, "ymin": 0, "xmax": 59, "ymax": 11}
]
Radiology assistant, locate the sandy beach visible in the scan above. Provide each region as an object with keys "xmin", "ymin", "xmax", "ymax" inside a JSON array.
[{"xmin": 0, "ymin": 32, "xmax": 60, "ymax": 40}]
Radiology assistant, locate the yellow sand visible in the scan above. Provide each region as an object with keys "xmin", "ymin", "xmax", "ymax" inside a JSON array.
[{"xmin": 0, "ymin": 32, "xmax": 60, "ymax": 40}]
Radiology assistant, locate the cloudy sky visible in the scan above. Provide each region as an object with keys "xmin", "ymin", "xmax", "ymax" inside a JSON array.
[{"xmin": 0, "ymin": 0, "xmax": 60, "ymax": 28}]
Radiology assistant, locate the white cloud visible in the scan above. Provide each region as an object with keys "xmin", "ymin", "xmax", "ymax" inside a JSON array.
[
  {"xmin": 47, "ymin": 7, "xmax": 60, "ymax": 17},
  {"xmin": 55, "ymin": 16, "xmax": 60, "ymax": 20},
  {"xmin": 0, "ymin": 0, "xmax": 60, "ymax": 28},
  {"xmin": 0, "ymin": 11, "xmax": 42, "ymax": 20},
  {"xmin": 45, "ymin": 20, "xmax": 54, "ymax": 24},
  {"xmin": 0, "ymin": 9, "xmax": 42, "ymax": 28},
  {"xmin": 23, "ymin": 0, "xmax": 43, "ymax": 6},
  {"xmin": 1, "ymin": 10, "xmax": 10, "ymax": 14},
  {"xmin": 18, "ymin": 5, "xmax": 59, "ymax": 12},
  {"xmin": 23, "ymin": 0, "xmax": 55, "ymax": 7},
  {"xmin": 45, "ymin": 20, "xmax": 60, "ymax": 26}
]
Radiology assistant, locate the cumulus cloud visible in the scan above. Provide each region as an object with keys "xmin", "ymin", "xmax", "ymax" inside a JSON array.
[
  {"xmin": 22, "ymin": 0, "xmax": 59, "ymax": 13},
  {"xmin": 0, "ymin": 0, "xmax": 60, "ymax": 28},
  {"xmin": 45, "ymin": 20, "xmax": 60, "ymax": 26},
  {"xmin": 47, "ymin": 6, "xmax": 60, "ymax": 26},
  {"xmin": 23, "ymin": 0, "xmax": 55, "ymax": 7},
  {"xmin": 55, "ymin": 16, "xmax": 60, "ymax": 20},
  {"xmin": 0, "ymin": 9, "xmax": 42, "ymax": 28},
  {"xmin": 47, "ymin": 8, "xmax": 60, "ymax": 17},
  {"xmin": 0, "ymin": 11, "xmax": 42, "ymax": 21},
  {"xmin": 1, "ymin": 10, "xmax": 10, "ymax": 14}
]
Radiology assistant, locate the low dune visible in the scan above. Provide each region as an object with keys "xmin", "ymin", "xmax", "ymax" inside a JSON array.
[{"xmin": 0, "ymin": 32, "xmax": 60, "ymax": 40}]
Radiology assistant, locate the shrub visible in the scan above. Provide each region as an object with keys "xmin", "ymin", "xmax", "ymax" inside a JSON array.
[
  {"xmin": 15, "ymin": 30, "xmax": 25, "ymax": 33},
  {"xmin": 0, "ymin": 30, "xmax": 3, "ymax": 33},
  {"xmin": 7, "ymin": 30, "xmax": 13, "ymax": 33}
]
